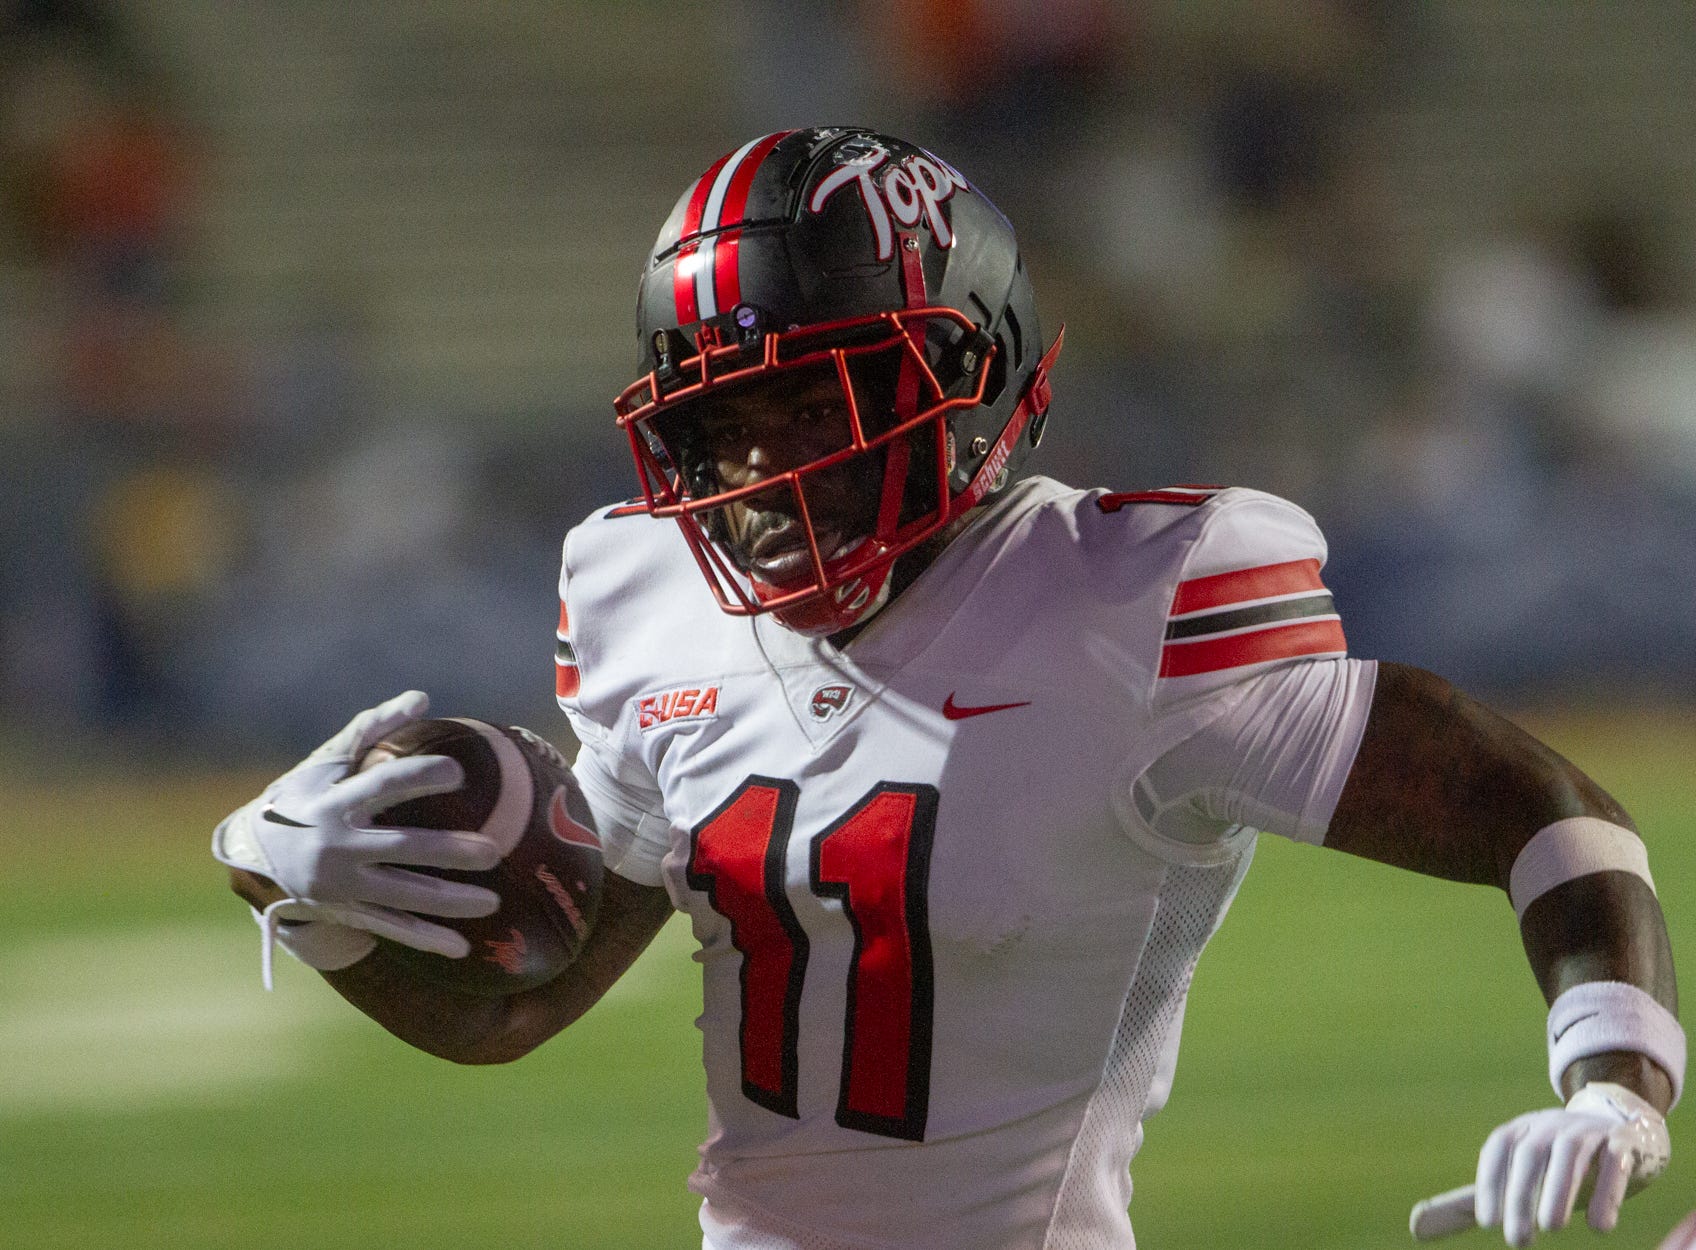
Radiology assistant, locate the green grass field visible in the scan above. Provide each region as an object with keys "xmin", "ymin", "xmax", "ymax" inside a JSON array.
[{"xmin": 3, "ymin": 711, "xmax": 1693, "ymax": 1249}]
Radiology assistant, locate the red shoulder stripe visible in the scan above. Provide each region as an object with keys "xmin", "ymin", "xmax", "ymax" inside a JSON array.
[
  {"xmin": 555, "ymin": 598, "xmax": 580, "ymax": 697},
  {"xmin": 1098, "ymin": 487, "xmax": 1221, "ymax": 512},
  {"xmin": 555, "ymin": 658, "xmax": 581, "ymax": 699},
  {"xmin": 1171, "ymin": 557, "xmax": 1324, "ymax": 616},
  {"xmin": 1159, "ymin": 618, "xmax": 1345, "ymax": 678}
]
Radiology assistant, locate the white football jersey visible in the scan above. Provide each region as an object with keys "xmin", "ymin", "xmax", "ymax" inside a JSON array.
[{"xmin": 556, "ymin": 477, "xmax": 1376, "ymax": 1250}]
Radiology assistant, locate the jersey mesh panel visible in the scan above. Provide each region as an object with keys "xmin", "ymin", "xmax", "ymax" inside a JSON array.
[{"xmin": 1044, "ymin": 852, "xmax": 1255, "ymax": 1249}]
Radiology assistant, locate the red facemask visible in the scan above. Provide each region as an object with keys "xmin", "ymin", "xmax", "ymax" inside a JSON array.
[{"xmin": 616, "ymin": 307, "xmax": 991, "ymax": 636}]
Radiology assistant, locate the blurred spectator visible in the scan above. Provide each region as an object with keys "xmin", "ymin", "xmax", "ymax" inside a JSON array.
[
  {"xmin": 183, "ymin": 424, "xmax": 569, "ymax": 752},
  {"xmin": 0, "ymin": 1, "xmax": 227, "ymax": 740},
  {"xmin": 3, "ymin": 50, "xmax": 203, "ymax": 432},
  {"xmin": 4, "ymin": 2, "xmax": 1696, "ymax": 757},
  {"xmin": 731, "ymin": 0, "xmax": 869, "ymax": 133},
  {"xmin": 1425, "ymin": 217, "xmax": 1597, "ymax": 456},
  {"xmin": 858, "ymin": 0, "xmax": 1126, "ymax": 233},
  {"xmin": 84, "ymin": 461, "xmax": 242, "ymax": 724},
  {"xmin": 1573, "ymin": 206, "xmax": 1696, "ymax": 498}
]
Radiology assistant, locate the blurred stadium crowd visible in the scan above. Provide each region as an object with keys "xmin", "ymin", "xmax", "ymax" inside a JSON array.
[{"xmin": 2, "ymin": 0, "xmax": 1693, "ymax": 757}]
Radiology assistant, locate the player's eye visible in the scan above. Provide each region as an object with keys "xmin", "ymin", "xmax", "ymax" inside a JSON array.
[
  {"xmin": 798, "ymin": 401, "xmax": 845, "ymax": 428},
  {"xmin": 705, "ymin": 417, "xmax": 747, "ymax": 445}
]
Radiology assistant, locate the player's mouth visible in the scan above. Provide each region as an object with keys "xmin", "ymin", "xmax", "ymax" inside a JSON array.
[{"xmin": 746, "ymin": 521, "xmax": 851, "ymax": 585}]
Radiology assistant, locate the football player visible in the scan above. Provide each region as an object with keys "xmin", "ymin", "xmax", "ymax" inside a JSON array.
[{"xmin": 216, "ymin": 128, "xmax": 1681, "ymax": 1250}]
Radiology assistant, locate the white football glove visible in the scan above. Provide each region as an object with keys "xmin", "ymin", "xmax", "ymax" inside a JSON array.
[
  {"xmin": 1660, "ymin": 1210, "xmax": 1696, "ymax": 1250},
  {"xmin": 212, "ymin": 690, "xmax": 502, "ymax": 984},
  {"xmin": 1410, "ymin": 1082, "xmax": 1671, "ymax": 1247}
]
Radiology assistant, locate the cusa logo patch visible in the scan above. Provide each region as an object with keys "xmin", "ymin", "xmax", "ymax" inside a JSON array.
[
  {"xmin": 809, "ymin": 683, "xmax": 853, "ymax": 721},
  {"xmin": 638, "ymin": 684, "xmax": 720, "ymax": 731}
]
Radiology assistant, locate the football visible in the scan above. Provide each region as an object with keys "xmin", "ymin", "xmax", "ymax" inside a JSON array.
[{"xmin": 358, "ymin": 717, "xmax": 604, "ymax": 996}]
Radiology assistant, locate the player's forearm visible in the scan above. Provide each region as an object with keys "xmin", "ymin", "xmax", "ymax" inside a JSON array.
[
  {"xmin": 229, "ymin": 862, "xmax": 517, "ymax": 1061},
  {"xmin": 326, "ymin": 869, "xmax": 674, "ymax": 1065},
  {"xmin": 320, "ymin": 940, "xmax": 627, "ymax": 1067},
  {"xmin": 320, "ymin": 948, "xmax": 518, "ymax": 1062},
  {"xmin": 1521, "ymin": 871, "xmax": 1676, "ymax": 1110},
  {"xmin": 1327, "ymin": 662, "xmax": 1678, "ymax": 1108}
]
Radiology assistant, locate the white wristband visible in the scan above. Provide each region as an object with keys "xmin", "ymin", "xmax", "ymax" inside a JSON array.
[
  {"xmin": 250, "ymin": 903, "xmax": 376, "ymax": 989},
  {"xmin": 1509, "ymin": 817, "xmax": 1654, "ymax": 920},
  {"xmin": 1548, "ymin": 980, "xmax": 1685, "ymax": 1110}
]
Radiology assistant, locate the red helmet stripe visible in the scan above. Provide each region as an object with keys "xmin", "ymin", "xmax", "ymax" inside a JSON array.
[
  {"xmin": 674, "ymin": 132, "xmax": 795, "ymax": 324},
  {"xmin": 673, "ymin": 242, "xmax": 701, "ymax": 325},
  {"xmin": 713, "ymin": 229, "xmax": 742, "ymax": 317},
  {"xmin": 700, "ymin": 137, "xmax": 761, "ymax": 230},
  {"xmin": 681, "ymin": 152, "xmax": 733, "ymax": 240},
  {"xmin": 694, "ymin": 135, "xmax": 764, "ymax": 320},
  {"xmin": 707, "ymin": 130, "xmax": 792, "ymax": 315},
  {"xmin": 719, "ymin": 130, "xmax": 792, "ymax": 228},
  {"xmin": 671, "ymin": 150, "xmax": 732, "ymax": 325}
]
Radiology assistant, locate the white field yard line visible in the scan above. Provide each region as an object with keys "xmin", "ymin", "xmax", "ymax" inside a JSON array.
[
  {"xmin": 0, "ymin": 914, "xmax": 697, "ymax": 1115},
  {"xmin": 0, "ymin": 922, "xmax": 352, "ymax": 1115}
]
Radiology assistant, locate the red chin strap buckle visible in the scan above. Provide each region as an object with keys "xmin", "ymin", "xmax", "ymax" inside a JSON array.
[
  {"xmin": 1025, "ymin": 328, "xmax": 1062, "ymax": 420},
  {"xmin": 1025, "ymin": 357, "xmax": 1054, "ymax": 419}
]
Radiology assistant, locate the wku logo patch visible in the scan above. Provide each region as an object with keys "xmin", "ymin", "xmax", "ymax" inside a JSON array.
[
  {"xmin": 809, "ymin": 683, "xmax": 853, "ymax": 721},
  {"xmin": 808, "ymin": 142, "xmax": 968, "ymax": 262},
  {"xmin": 637, "ymin": 684, "xmax": 721, "ymax": 731}
]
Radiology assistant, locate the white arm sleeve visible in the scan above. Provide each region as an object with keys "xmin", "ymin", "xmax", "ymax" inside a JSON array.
[
  {"xmin": 1127, "ymin": 658, "xmax": 1378, "ymax": 862},
  {"xmin": 567, "ymin": 718, "xmax": 672, "ymax": 887}
]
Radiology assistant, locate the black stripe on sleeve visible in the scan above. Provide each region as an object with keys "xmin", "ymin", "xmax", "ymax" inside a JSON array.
[{"xmin": 1164, "ymin": 593, "xmax": 1336, "ymax": 640}]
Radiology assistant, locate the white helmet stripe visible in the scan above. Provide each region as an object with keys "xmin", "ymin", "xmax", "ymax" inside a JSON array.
[
  {"xmin": 695, "ymin": 135, "xmax": 764, "ymax": 321},
  {"xmin": 696, "ymin": 236, "xmax": 720, "ymax": 320}
]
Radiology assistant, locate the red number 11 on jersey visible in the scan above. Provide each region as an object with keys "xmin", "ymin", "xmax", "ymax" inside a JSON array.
[{"xmin": 686, "ymin": 778, "xmax": 939, "ymax": 1142}]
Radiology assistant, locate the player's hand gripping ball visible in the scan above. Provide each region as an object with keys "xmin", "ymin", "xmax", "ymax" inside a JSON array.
[{"xmin": 359, "ymin": 718, "xmax": 603, "ymax": 995}]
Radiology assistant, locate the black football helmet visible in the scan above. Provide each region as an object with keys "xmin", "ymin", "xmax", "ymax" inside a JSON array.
[{"xmin": 614, "ymin": 126, "xmax": 1061, "ymax": 636}]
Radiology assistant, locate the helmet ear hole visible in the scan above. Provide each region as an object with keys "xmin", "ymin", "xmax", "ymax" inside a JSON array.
[{"xmin": 1003, "ymin": 302, "xmax": 1025, "ymax": 372}]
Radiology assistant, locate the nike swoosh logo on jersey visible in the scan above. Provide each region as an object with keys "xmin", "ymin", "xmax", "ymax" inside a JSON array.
[
  {"xmin": 942, "ymin": 694, "xmax": 1031, "ymax": 720},
  {"xmin": 261, "ymin": 805, "xmax": 310, "ymax": 828}
]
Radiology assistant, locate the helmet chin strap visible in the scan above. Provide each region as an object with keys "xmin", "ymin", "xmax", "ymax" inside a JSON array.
[{"xmin": 947, "ymin": 327, "xmax": 1064, "ymax": 522}]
